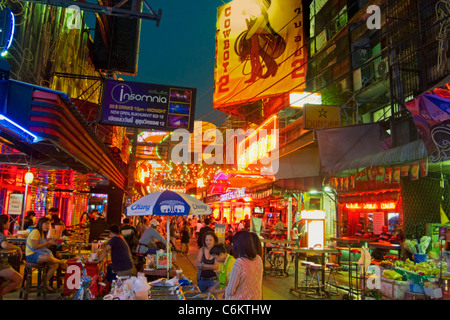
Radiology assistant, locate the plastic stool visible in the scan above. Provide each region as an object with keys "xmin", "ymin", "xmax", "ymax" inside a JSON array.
[
  {"xmin": 306, "ymin": 263, "xmax": 325, "ymax": 298},
  {"xmin": 20, "ymin": 262, "xmax": 47, "ymax": 300},
  {"xmin": 325, "ymin": 263, "xmax": 340, "ymax": 295}
]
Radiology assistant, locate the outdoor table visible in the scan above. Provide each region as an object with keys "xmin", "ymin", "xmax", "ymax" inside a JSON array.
[
  {"xmin": 288, "ymin": 247, "xmax": 339, "ymax": 297},
  {"xmin": 144, "ymin": 268, "xmax": 178, "ymax": 282},
  {"xmin": 368, "ymin": 241, "xmax": 402, "ymax": 258},
  {"xmin": 0, "ymin": 249, "xmax": 17, "ymax": 258},
  {"xmin": 7, "ymin": 237, "xmax": 26, "ymax": 245},
  {"xmin": 62, "ymin": 241, "xmax": 90, "ymax": 255},
  {"xmin": 330, "ymin": 236, "xmax": 377, "ymax": 247},
  {"xmin": 260, "ymin": 239, "xmax": 296, "ymax": 276}
]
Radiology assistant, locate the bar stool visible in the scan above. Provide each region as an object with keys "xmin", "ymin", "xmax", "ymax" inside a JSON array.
[
  {"xmin": 325, "ymin": 262, "xmax": 340, "ymax": 295},
  {"xmin": 299, "ymin": 261, "xmax": 313, "ymax": 289},
  {"xmin": 270, "ymin": 250, "xmax": 285, "ymax": 276},
  {"xmin": 20, "ymin": 262, "xmax": 47, "ymax": 300},
  {"xmin": 306, "ymin": 263, "xmax": 325, "ymax": 298}
]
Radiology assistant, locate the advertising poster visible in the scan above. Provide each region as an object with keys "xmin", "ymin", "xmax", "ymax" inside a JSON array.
[
  {"xmin": 101, "ymin": 79, "xmax": 196, "ymax": 132},
  {"xmin": 251, "ymin": 217, "xmax": 263, "ymax": 235},
  {"xmin": 214, "ymin": 0, "xmax": 307, "ymax": 109},
  {"xmin": 214, "ymin": 224, "xmax": 226, "ymax": 244},
  {"xmin": 372, "ymin": 212, "xmax": 385, "ymax": 235},
  {"xmin": 8, "ymin": 193, "xmax": 23, "ymax": 215}
]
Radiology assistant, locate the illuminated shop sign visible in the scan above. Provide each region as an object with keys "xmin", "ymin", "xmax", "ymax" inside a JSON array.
[
  {"xmin": 345, "ymin": 202, "xmax": 397, "ymax": 210},
  {"xmin": 220, "ymin": 187, "xmax": 246, "ymax": 201},
  {"xmin": 289, "ymin": 92, "xmax": 322, "ymax": 108},
  {"xmin": 101, "ymin": 79, "xmax": 196, "ymax": 132},
  {"xmin": 237, "ymin": 115, "xmax": 278, "ymax": 171}
]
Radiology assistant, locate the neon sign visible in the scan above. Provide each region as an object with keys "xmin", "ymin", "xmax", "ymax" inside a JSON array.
[
  {"xmin": 0, "ymin": 9, "xmax": 15, "ymax": 57},
  {"xmin": 220, "ymin": 187, "xmax": 246, "ymax": 201},
  {"xmin": 345, "ymin": 202, "xmax": 397, "ymax": 210},
  {"xmin": 381, "ymin": 202, "xmax": 396, "ymax": 210},
  {"xmin": 237, "ymin": 115, "xmax": 277, "ymax": 170}
]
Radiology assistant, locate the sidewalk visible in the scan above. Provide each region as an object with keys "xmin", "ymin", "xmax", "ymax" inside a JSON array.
[{"xmin": 174, "ymin": 237, "xmax": 345, "ymax": 300}]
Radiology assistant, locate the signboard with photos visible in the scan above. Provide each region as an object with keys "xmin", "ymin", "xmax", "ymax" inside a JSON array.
[{"xmin": 101, "ymin": 79, "xmax": 196, "ymax": 132}]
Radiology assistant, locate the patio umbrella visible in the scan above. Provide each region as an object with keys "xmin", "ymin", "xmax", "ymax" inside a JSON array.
[{"xmin": 126, "ymin": 190, "xmax": 211, "ymax": 277}]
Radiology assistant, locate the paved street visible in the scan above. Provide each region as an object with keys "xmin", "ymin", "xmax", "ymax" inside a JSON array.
[{"xmin": 3, "ymin": 236, "xmax": 449, "ymax": 301}]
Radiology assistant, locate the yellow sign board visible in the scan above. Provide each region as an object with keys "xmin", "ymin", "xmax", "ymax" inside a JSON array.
[
  {"xmin": 303, "ymin": 104, "xmax": 341, "ymax": 130},
  {"xmin": 214, "ymin": 0, "xmax": 307, "ymax": 109}
]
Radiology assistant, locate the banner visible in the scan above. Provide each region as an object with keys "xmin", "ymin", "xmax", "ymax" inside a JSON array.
[
  {"xmin": 214, "ymin": 0, "xmax": 307, "ymax": 109},
  {"xmin": 405, "ymin": 88, "xmax": 450, "ymax": 163},
  {"xmin": 101, "ymin": 79, "xmax": 196, "ymax": 132}
]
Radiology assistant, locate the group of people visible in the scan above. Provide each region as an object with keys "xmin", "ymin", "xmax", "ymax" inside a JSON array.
[
  {"xmin": 1, "ymin": 208, "xmax": 266, "ymax": 300},
  {"xmin": 195, "ymin": 226, "xmax": 263, "ymax": 300},
  {"xmin": 0, "ymin": 213, "xmax": 70, "ymax": 299}
]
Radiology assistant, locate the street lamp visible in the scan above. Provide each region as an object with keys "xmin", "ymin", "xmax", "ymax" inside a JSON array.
[{"xmin": 21, "ymin": 170, "xmax": 34, "ymax": 230}]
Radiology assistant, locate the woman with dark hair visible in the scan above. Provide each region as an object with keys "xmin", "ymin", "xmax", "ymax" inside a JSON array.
[
  {"xmin": 0, "ymin": 215, "xmax": 23, "ymax": 299},
  {"xmin": 25, "ymin": 217, "xmax": 68, "ymax": 291},
  {"xmin": 195, "ymin": 230, "xmax": 218, "ymax": 292},
  {"xmin": 225, "ymin": 230, "xmax": 263, "ymax": 300}
]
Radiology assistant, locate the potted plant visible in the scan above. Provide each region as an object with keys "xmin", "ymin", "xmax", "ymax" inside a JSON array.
[{"xmin": 361, "ymin": 288, "xmax": 383, "ymax": 300}]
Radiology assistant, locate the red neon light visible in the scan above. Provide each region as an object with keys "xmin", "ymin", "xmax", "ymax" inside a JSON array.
[{"xmin": 346, "ymin": 202, "xmax": 397, "ymax": 210}]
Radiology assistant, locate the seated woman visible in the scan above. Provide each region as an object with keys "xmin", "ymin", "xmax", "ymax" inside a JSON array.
[
  {"xmin": 0, "ymin": 215, "xmax": 23, "ymax": 299},
  {"xmin": 25, "ymin": 217, "xmax": 68, "ymax": 292}
]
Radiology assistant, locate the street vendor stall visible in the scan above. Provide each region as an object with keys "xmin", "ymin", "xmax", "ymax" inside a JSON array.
[{"xmin": 126, "ymin": 190, "xmax": 211, "ymax": 278}]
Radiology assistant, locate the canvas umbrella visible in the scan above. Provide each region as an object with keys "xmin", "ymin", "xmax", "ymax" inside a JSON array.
[{"xmin": 126, "ymin": 190, "xmax": 211, "ymax": 277}]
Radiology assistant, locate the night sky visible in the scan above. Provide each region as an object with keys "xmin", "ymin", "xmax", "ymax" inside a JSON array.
[{"xmin": 123, "ymin": 0, "xmax": 230, "ymax": 125}]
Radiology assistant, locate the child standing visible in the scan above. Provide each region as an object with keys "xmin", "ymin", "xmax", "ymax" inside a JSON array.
[{"xmin": 209, "ymin": 244, "xmax": 235, "ymax": 299}]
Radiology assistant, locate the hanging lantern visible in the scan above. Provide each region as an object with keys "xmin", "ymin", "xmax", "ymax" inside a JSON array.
[{"xmin": 24, "ymin": 171, "xmax": 34, "ymax": 184}]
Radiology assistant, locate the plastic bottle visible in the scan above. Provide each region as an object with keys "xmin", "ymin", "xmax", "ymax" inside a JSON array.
[{"xmin": 13, "ymin": 223, "xmax": 19, "ymax": 235}]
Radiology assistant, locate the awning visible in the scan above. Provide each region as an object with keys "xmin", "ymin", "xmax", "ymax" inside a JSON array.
[
  {"xmin": 1, "ymin": 80, "xmax": 126, "ymax": 189},
  {"xmin": 322, "ymin": 139, "xmax": 428, "ymax": 176}
]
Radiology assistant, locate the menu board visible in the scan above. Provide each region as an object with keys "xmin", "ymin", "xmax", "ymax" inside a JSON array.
[
  {"xmin": 101, "ymin": 79, "xmax": 196, "ymax": 132},
  {"xmin": 8, "ymin": 193, "xmax": 23, "ymax": 215},
  {"xmin": 215, "ymin": 224, "xmax": 226, "ymax": 244},
  {"xmin": 372, "ymin": 212, "xmax": 385, "ymax": 235}
]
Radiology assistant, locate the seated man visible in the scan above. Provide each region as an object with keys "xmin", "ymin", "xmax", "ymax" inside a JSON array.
[
  {"xmin": 98, "ymin": 225, "xmax": 136, "ymax": 277},
  {"xmin": 372, "ymin": 225, "xmax": 393, "ymax": 260}
]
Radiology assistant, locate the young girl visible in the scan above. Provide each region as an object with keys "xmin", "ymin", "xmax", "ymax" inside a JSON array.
[
  {"xmin": 209, "ymin": 244, "xmax": 235, "ymax": 299},
  {"xmin": 26, "ymin": 217, "xmax": 68, "ymax": 291},
  {"xmin": 0, "ymin": 215, "xmax": 23, "ymax": 299}
]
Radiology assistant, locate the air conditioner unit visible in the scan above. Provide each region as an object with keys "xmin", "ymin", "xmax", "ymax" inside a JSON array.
[{"xmin": 375, "ymin": 59, "xmax": 388, "ymax": 80}]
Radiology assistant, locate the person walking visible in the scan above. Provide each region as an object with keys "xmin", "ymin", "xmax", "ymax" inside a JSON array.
[{"xmin": 180, "ymin": 219, "xmax": 191, "ymax": 255}]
